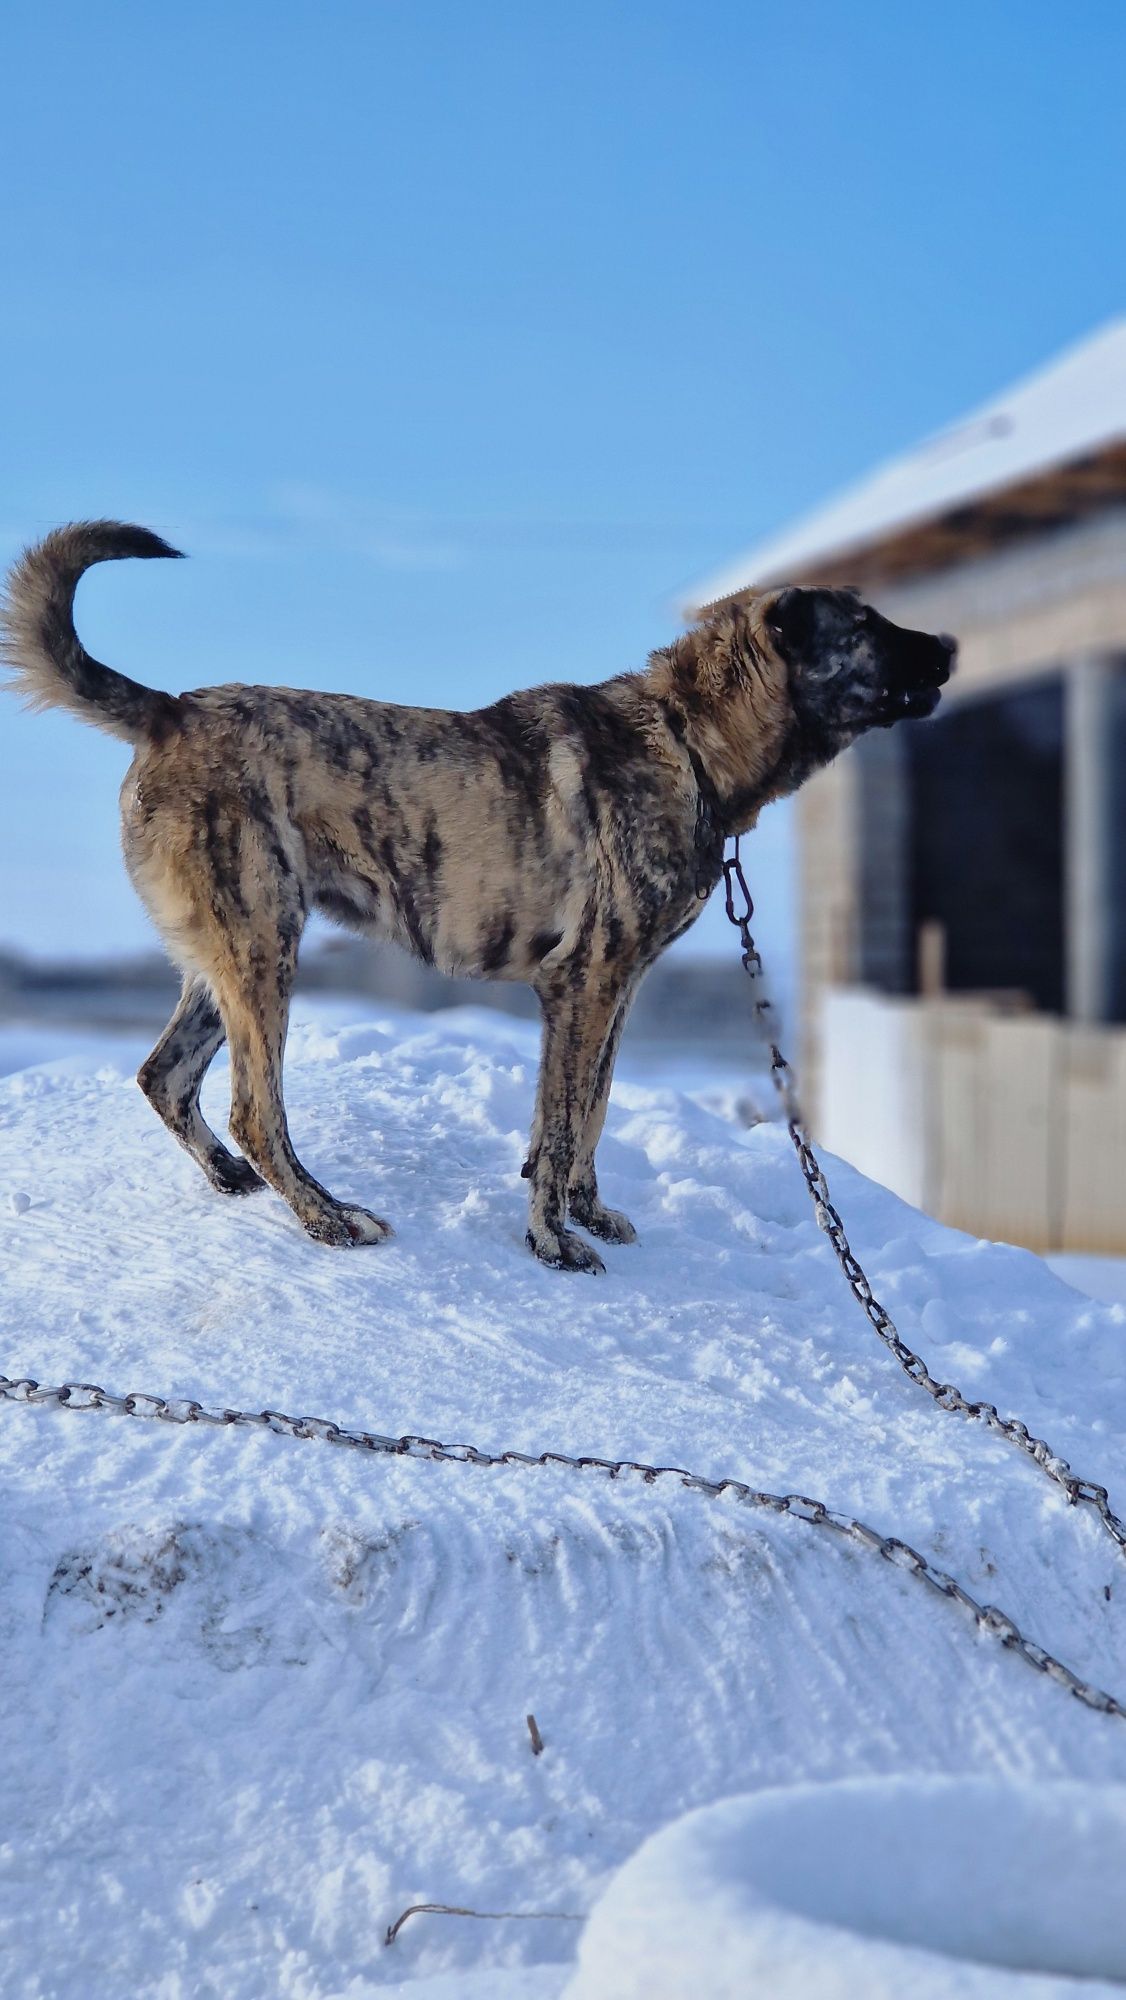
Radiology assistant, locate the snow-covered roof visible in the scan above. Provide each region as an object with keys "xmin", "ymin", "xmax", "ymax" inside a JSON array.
[{"xmin": 689, "ymin": 317, "xmax": 1126, "ymax": 610}]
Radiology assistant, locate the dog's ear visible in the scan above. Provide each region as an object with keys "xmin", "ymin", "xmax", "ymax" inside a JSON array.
[{"xmin": 764, "ymin": 587, "xmax": 817, "ymax": 662}]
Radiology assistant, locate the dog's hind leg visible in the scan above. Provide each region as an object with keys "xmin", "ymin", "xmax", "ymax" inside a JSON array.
[
  {"xmin": 567, "ymin": 983, "xmax": 638, "ymax": 1245},
  {"xmin": 138, "ymin": 975, "xmax": 264, "ymax": 1196},
  {"xmin": 525, "ymin": 976, "xmax": 625, "ymax": 1273},
  {"xmin": 213, "ymin": 906, "xmax": 392, "ymax": 1250}
]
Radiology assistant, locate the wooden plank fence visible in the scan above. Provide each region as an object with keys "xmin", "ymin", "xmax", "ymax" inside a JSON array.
[{"xmin": 821, "ymin": 988, "xmax": 1126, "ymax": 1252}]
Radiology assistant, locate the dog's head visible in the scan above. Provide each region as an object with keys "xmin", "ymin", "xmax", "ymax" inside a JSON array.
[
  {"xmin": 763, "ymin": 585, "xmax": 956, "ymax": 744},
  {"xmin": 653, "ymin": 587, "xmax": 955, "ymax": 830}
]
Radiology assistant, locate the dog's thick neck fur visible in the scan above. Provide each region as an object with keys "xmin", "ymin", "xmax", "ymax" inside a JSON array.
[{"xmin": 641, "ymin": 596, "xmax": 796, "ymax": 837}]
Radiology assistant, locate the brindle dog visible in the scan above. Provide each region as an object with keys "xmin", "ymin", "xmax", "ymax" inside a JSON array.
[{"xmin": 2, "ymin": 522, "xmax": 955, "ymax": 1271}]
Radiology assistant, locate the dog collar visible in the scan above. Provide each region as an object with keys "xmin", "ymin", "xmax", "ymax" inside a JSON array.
[{"xmin": 662, "ymin": 702, "xmax": 726, "ymax": 898}]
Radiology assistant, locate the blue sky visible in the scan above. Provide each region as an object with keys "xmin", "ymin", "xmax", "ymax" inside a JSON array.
[{"xmin": 2, "ymin": 0, "xmax": 1124, "ymax": 975}]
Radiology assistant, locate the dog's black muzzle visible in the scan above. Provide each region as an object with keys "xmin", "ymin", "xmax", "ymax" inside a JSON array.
[{"xmin": 877, "ymin": 629, "xmax": 956, "ymax": 723}]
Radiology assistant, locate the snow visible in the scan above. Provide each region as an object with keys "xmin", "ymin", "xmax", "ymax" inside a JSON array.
[
  {"xmin": 686, "ymin": 316, "xmax": 1126, "ymax": 605},
  {"xmin": 1046, "ymin": 1253, "xmax": 1126, "ymax": 1308},
  {"xmin": 566, "ymin": 1778, "xmax": 1126, "ymax": 1998},
  {"xmin": 2, "ymin": 1005, "xmax": 1126, "ymax": 1997}
]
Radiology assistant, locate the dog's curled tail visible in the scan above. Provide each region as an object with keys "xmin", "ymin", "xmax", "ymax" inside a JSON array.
[{"xmin": 1, "ymin": 520, "xmax": 184, "ymax": 742}]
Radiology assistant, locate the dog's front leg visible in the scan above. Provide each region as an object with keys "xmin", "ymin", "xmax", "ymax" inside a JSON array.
[
  {"xmin": 525, "ymin": 978, "xmax": 620, "ymax": 1274},
  {"xmin": 567, "ymin": 982, "xmax": 638, "ymax": 1244}
]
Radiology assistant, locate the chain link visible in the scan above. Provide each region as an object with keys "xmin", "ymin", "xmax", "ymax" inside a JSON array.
[
  {"xmin": 721, "ymin": 838, "xmax": 1126, "ymax": 1561},
  {"xmin": 2, "ymin": 839, "xmax": 1124, "ymax": 1725},
  {"xmin": 0, "ymin": 1365, "xmax": 1122, "ymax": 1718}
]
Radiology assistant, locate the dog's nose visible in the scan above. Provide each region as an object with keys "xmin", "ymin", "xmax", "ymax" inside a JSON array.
[{"xmin": 938, "ymin": 632, "xmax": 958, "ymax": 657}]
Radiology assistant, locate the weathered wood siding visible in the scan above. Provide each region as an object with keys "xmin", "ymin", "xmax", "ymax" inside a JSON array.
[
  {"xmin": 799, "ymin": 509, "xmax": 1126, "ymax": 1134},
  {"xmin": 821, "ymin": 986, "xmax": 1126, "ymax": 1251}
]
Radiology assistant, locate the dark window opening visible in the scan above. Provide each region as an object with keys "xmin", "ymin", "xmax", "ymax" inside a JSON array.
[{"xmin": 907, "ymin": 677, "xmax": 1065, "ymax": 1013}]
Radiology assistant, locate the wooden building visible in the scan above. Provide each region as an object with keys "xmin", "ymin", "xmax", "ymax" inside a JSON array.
[{"xmin": 687, "ymin": 321, "xmax": 1126, "ymax": 1250}]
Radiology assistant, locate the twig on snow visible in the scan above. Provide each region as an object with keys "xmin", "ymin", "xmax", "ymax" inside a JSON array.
[{"xmin": 385, "ymin": 1900, "xmax": 583, "ymax": 1946}]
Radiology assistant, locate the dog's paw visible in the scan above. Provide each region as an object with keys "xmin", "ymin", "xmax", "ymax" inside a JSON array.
[
  {"xmin": 340, "ymin": 1203, "xmax": 394, "ymax": 1245},
  {"xmin": 305, "ymin": 1202, "xmax": 394, "ymax": 1248},
  {"xmin": 568, "ymin": 1194, "xmax": 637, "ymax": 1245},
  {"xmin": 525, "ymin": 1225, "xmax": 606, "ymax": 1275},
  {"xmin": 207, "ymin": 1153, "xmax": 266, "ymax": 1198}
]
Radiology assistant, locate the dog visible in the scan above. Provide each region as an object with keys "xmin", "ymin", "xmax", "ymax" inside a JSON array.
[{"xmin": 2, "ymin": 522, "xmax": 955, "ymax": 1270}]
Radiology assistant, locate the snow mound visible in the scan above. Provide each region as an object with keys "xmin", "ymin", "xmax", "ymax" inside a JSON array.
[
  {"xmin": 2, "ymin": 1008, "xmax": 1126, "ymax": 1997},
  {"xmin": 566, "ymin": 1778, "xmax": 1126, "ymax": 1998}
]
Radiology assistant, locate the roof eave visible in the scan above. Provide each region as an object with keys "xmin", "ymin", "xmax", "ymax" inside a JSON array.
[{"xmin": 685, "ymin": 439, "xmax": 1126, "ymax": 620}]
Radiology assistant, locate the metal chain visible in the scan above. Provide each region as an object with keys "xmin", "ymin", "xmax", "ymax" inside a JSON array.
[
  {"xmin": 2, "ymin": 840, "xmax": 1125, "ymax": 1723},
  {"xmin": 722, "ymin": 837, "xmax": 1126, "ymax": 1561},
  {"xmin": 0, "ymin": 1368, "xmax": 1122, "ymax": 1717}
]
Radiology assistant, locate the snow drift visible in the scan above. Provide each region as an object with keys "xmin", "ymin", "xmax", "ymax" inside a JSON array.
[
  {"xmin": 1, "ymin": 1006, "xmax": 1125, "ymax": 1997},
  {"xmin": 565, "ymin": 1777, "xmax": 1126, "ymax": 1998}
]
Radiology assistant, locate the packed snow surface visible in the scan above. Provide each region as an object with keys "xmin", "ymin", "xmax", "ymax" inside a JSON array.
[
  {"xmin": 2, "ymin": 1005, "xmax": 1126, "ymax": 1998},
  {"xmin": 567, "ymin": 1777, "xmax": 1126, "ymax": 1999}
]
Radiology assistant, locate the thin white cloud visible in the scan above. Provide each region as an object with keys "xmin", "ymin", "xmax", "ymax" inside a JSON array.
[{"xmin": 265, "ymin": 481, "xmax": 466, "ymax": 571}]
